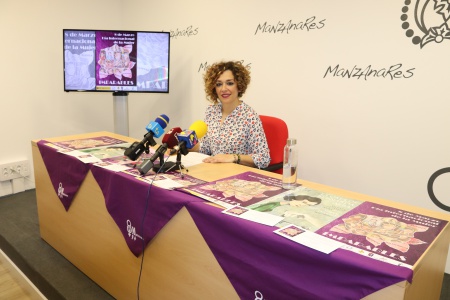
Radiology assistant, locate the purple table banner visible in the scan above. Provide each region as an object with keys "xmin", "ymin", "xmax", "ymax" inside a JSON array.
[
  {"xmin": 37, "ymin": 139, "xmax": 414, "ymax": 298},
  {"xmin": 91, "ymin": 166, "xmax": 204, "ymax": 256},
  {"xmin": 37, "ymin": 140, "xmax": 90, "ymax": 211},
  {"xmin": 185, "ymin": 201, "xmax": 413, "ymax": 300}
]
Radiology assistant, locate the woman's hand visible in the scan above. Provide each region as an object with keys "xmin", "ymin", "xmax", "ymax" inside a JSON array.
[
  {"xmin": 203, "ymin": 153, "xmax": 256, "ymax": 168},
  {"xmin": 203, "ymin": 154, "xmax": 235, "ymax": 164}
]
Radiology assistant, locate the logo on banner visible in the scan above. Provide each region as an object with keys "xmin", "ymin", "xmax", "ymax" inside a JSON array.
[
  {"xmin": 126, "ymin": 220, "xmax": 143, "ymax": 241},
  {"xmin": 254, "ymin": 291, "xmax": 265, "ymax": 300},
  {"xmin": 401, "ymin": 0, "xmax": 450, "ymax": 47},
  {"xmin": 57, "ymin": 182, "xmax": 68, "ymax": 199}
]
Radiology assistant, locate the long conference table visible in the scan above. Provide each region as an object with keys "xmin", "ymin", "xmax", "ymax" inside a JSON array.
[{"xmin": 32, "ymin": 131, "xmax": 450, "ymax": 300}]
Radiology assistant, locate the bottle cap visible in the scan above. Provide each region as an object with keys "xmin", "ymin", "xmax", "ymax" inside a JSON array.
[{"xmin": 286, "ymin": 138, "xmax": 297, "ymax": 146}]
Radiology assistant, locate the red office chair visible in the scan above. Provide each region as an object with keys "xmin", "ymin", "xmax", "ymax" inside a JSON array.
[{"xmin": 260, "ymin": 115, "xmax": 289, "ymax": 174}]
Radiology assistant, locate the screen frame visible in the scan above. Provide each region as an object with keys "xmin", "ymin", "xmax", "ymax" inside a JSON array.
[{"xmin": 63, "ymin": 29, "xmax": 170, "ymax": 94}]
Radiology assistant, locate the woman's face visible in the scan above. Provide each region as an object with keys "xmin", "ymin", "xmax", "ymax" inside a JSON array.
[{"xmin": 215, "ymin": 70, "xmax": 239, "ymax": 105}]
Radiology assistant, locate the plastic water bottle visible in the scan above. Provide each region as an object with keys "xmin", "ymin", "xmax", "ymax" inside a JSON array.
[{"xmin": 282, "ymin": 138, "xmax": 298, "ymax": 189}]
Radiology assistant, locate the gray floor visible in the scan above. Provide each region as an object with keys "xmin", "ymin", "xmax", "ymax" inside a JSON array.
[
  {"xmin": 0, "ymin": 189, "xmax": 113, "ymax": 300},
  {"xmin": 0, "ymin": 189, "xmax": 449, "ymax": 299}
]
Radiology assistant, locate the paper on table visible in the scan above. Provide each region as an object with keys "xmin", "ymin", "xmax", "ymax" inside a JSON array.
[
  {"xmin": 274, "ymin": 224, "xmax": 343, "ymax": 254},
  {"xmin": 94, "ymin": 161, "xmax": 131, "ymax": 172},
  {"xmin": 166, "ymin": 152, "xmax": 209, "ymax": 167},
  {"xmin": 59, "ymin": 149, "xmax": 102, "ymax": 164},
  {"xmin": 222, "ymin": 205, "xmax": 284, "ymax": 226},
  {"xmin": 150, "ymin": 176, "xmax": 184, "ymax": 190}
]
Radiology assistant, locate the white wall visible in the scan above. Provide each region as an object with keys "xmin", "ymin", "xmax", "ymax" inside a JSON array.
[
  {"xmin": 127, "ymin": 0, "xmax": 450, "ymax": 211},
  {"xmin": 1, "ymin": 0, "xmax": 449, "ymax": 271},
  {"xmin": 0, "ymin": 0, "xmax": 119, "ymax": 193}
]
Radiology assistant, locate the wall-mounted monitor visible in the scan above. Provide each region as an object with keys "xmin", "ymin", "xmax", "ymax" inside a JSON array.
[{"xmin": 63, "ymin": 29, "xmax": 170, "ymax": 93}]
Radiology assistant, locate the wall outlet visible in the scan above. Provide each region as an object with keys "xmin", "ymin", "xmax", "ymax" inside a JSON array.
[{"xmin": 0, "ymin": 160, "xmax": 30, "ymax": 182}]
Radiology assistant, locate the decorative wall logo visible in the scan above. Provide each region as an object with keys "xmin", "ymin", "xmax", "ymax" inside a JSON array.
[
  {"xmin": 427, "ymin": 167, "xmax": 450, "ymax": 212},
  {"xmin": 126, "ymin": 220, "xmax": 143, "ymax": 241},
  {"xmin": 401, "ymin": 0, "xmax": 450, "ymax": 47},
  {"xmin": 57, "ymin": 182, "xmax": 68, "ymax": 199},
  {"xmin": 323, "ymin": 63, "xmax": 415, "ymax": 79},
  {"xmin": 198, "ymin": 60, "xmax": 252, "ymax": 73},
  {"xmin": 168, "ymin": 25, "xmax": 199, "ymax": 39},
  {"xmin": 254, "ymin": 17, "xmax": 326, "ymax": 35}
]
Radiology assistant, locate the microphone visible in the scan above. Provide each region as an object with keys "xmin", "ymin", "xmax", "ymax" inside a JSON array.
[
  {"xmin": 189, "ymin": 120, "xmax": 208, "ymax": 138},
  {"xmin": 145, "ymin": 114, "xmax": 169, "ymax": 139},
  {"xmin": 176, "ymin": 120, "xmax": 207, "ymax": 148},
  {"xmin": 124, "ymin": 114, "xmax": 169, "ymax": 161},
  {"xmin": 175, "ymin": 120, "xmax": 208, "ymax": 155},
  {"xmin": 162, "ymin": 127, "xmax": 182, "ymax": 150},
  {"xmin": 137, "ymin": 127, "xmax": 181, "ymax": 175},
  {"xmin": 139, "ymin": 121, "xmax": 207, "ymax": 175}
]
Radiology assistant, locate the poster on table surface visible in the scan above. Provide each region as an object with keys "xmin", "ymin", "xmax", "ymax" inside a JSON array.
[
  {"xmin": 315, "ymin": 202, "xmax": 448, "ymax": 268},
  {"xmin": 247, "ymin": 186, "xmax": 363, "ymax": 231},
  {"xmin": 182, "ymin": 171, "xmax": 291, "ymax": 208},
  {"xmin": 51, "ymin": 136, "xmax": 129, "ymax": 150}
]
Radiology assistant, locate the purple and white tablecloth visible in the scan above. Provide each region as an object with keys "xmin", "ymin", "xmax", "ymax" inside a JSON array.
[
  {"xmin": 37, "ymin": 139, "xmax": 413, "ymax": 299},
  {"xmin": 185, "ymin": 201, "xmax": 412, "ymax": 300},
  {"xmin": 91, "ymin": 165, "xmax": 204, "ymax": 256},
  {"xmin": 37, "ymin": 140, "xmax": 90, "ymax": 211}
]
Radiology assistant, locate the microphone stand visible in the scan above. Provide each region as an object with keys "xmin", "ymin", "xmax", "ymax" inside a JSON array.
[
  {"xmin": 168, "ymin": 142, "xmax": 189, "ymax": 178},
  {"xmin": 138, "ymin": 143, "xmax": 168, "ymax": 175},
  {"xmin": 173, "ymin": 150, "xmax": 188, "ymax": 178},
  {"xmin": 150, "ymin": 144, "xmax": 180, "ymax": 174},
  {"xmin": 124, "ymin": 131, "xmax": 156, "ymax": 161},
  {"xmin": 138, "ymin": 142, "xmax": 190, "ymax": 177}
]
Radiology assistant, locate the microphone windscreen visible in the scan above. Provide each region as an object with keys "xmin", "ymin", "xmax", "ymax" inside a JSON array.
[
  {"xmin": 188, "ymin": 120, "xmax": 208, "ymax": 139},
  {"xmin": 162, "ymin": 127, "xmax": 182, "ymax": 148},
  {"xmin": 155, "ymin": 114, "xmax": 169, "ymax": 129},
  {"xmin": 177, "ymin": 130, "xmax": 198, "ymax": 149}
]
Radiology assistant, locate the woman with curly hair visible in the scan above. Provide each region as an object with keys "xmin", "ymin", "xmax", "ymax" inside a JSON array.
[{"xmin": 191, "ymin": 60, "xmax": 270, "ymax": 169}]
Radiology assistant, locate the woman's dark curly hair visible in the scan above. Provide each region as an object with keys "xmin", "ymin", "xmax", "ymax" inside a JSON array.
[{"xmin": 203, "ymin": 61, "xmax": 251, "ymax": 104}]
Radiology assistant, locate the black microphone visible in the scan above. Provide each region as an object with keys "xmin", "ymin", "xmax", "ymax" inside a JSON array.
[
  {"xmin": 124, "ymin": 114, "xmax": 169, "ymax": 161},
  {"xmin": 137, "ymin": 127, "xmax": 182, "ymax": 175}
]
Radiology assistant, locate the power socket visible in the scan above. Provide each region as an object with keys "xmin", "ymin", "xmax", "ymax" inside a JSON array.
[{"xmin": 0, "ymin": 160, "xmax": 30, "ymax": 182}]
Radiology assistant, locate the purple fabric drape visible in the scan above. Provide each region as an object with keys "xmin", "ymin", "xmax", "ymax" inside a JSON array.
[
  {"xmin": 37, "ymin": 139, "xmax": 413, "ymax": 299},
  {"xmin": 185, "ymin": 201, "xmax": 413, "ymax": 300},
  {"xmin": 37, "ymin": 140, "xmax": 90, "ymax": 211},
  {"xmin": 91, "ymin": 166, "xmax": 204, "ymax": 256}
]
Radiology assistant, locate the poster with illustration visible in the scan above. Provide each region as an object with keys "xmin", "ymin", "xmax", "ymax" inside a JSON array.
[
  {"xmin": 315, "ymin": 202, "xmax": 448, "ymax": 267},
  {"xmin": 182, "ymin": 171, "xmax": 288, "ymax": 208},
  {"xmin": 134, "ymin": 171, "xmax": 207, "ymax": 189},
  {"xmin": 63, "ymin": 30, "xmax": 96, "ymax": 90},
  {"xmin": 95, "ymin": 31, "xmax": 137, "ymax": 87},
  {"xmin": 51, "ymin": 136, "xmax": 129, "ymax": 150},
  {"xmin": 247, "ymin": 186, "xmax": 362, "ymax": 231}
]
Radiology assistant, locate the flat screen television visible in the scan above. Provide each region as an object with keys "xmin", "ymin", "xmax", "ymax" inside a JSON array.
[{"xmin": 63, "ymin": 29, "xmax": 170, "ymax": 93}]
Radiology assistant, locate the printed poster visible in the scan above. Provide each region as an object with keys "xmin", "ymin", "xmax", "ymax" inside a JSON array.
[
  {"xmin": 247, "ymin": 186, "xmax": 363, "ymax": 231},
  {"xmin": 182, "ymin": 171, "xmax": 290, "ymax": 208},
  {"xmin": 79, "ymin": 143, "xmax": 131, "ymax": 160},
  {"xmin": 123, "ymin": 169, "xmax": 207, "ymax": 188},
  {"xmin": 315, "ymin": 201, "xmax": 448, "ymax": 268},
  {"xmin": 51, "ymin": 136, "xmax": 128, "ymax": 150},
  {"xmin": 95, "ymin": 31, "xmax": 137, "ymax": 88}
]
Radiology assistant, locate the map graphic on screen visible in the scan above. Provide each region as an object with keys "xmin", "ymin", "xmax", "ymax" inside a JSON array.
[{"xmin": 63, "ymin": 29, "xmax": 170, "ymax": 93}]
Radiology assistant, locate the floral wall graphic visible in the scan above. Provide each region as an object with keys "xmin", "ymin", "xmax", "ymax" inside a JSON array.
[{"xmin": 401, "ymin": 0, "xmax": 450, "ymax": 47}]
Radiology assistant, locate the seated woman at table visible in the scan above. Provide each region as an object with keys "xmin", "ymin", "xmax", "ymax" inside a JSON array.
[{"xmin": 190, "ymin": 60, "xmax": 271, "ymax": 169}]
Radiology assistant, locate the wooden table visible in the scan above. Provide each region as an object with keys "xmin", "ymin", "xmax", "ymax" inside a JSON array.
[{"xmin": 32, "ymin": 131, "xmax": 450, "ymax": 300}]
